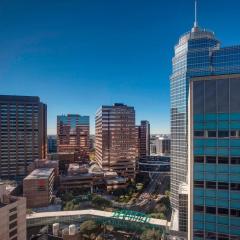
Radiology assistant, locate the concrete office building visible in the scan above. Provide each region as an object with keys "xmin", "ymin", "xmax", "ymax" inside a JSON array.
[
  {"xmin": 23, "ymin": 168, "xmax": 55, "ymax": 208},
  {"xmin": 0, "ymin": 183, "xmax": 26, "ymax": 240},
  {"xmin": 57, "ymin": 114, "xmax": 90, "ymax": 159},
  {"xmin": 0, "ymin": 95, "xmax": 47, "ymax": 180},
  {"xmin": 150, "ymin": 135, "xmax": 171, "ymax": 156},
  {"xmin": 95, "ymin": 103, "xmax": 137, "ymax": 178},
  {"xmin": 136, "ymin": 120, "xmax": 150, "ymax": 159}
]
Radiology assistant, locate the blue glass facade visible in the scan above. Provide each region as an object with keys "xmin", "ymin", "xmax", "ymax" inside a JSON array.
[
  {"xmin": 171, "ymin": 23, "xmax": 240, "ymax": 233},
  {"xmin": 191, "ymin": 75, "xmax": 240, "ymax": 239}
]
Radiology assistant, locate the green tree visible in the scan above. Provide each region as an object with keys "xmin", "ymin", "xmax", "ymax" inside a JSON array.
[
  {"xmin": 92, "ymin": 195, "xmax": 112, "ymax": 209},
  {"xmin": 80, "ymin": 220, "xmax": 99, "ymax": 234},
  {"xmin": 140, "ymin": 228, "xmax": 162, "ymax": 240}
]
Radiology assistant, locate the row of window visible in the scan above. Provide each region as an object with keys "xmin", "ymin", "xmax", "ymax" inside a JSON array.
[
  {"xmin": 194, "ymin": 230, "xmax": 239, "ymax": 240},
  {"xmin": 194, "ymin": 181, "xmax": 240, "ymax": 191},
  {"xmin": 194, "ymin": 130, "xmax": 239, "ymax": 138},
  {"xmin": 195, "ymin": 156, "xmax": 240, "ymax": 164},
  {"xmin": 194, "ymin": 205, "xmax": 240, "ymax": 217}
]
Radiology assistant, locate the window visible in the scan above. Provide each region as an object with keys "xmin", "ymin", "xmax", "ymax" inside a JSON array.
[
  {"xmin": 218, "ymin": 182, "xmax": 229, "ymax": 190},
  {"xmin": 218, "ymin": 208, "xmax": 229, "ymax": 215},
  {"xmin": 194, "ymin": 131, "xmax": 204, "ymax": 137},
  {"xmin": 206, "ymin": 181, "xmax": 216, "ymax": 189},
  {"xmin": 231, "ymin": 183, "xmax": 240, "ymax": 191},
  {"xmin": 9, "ymin": 213, "xmax": 17, "ymax": 222},
  {"xmin": 194, "ymin": 205, "xmax": 204, "ymax": 212},
  {"xmin": 194, "ymin": 156, "xmax": 204, "ymax": 163},
  {"xmin": 231, "ymin": 157, "xmax": 240, "ymax": 164},
  {"xmin": 231, "ymin": 209, "xmax": 240, "ymax": 217},
  {"xmin": 208, "ymin": 131, "xmax": 217, "ymax": 138},
  {"xmin": 206, "ymin": 232, "xmax": 216, "ymax": 240},
  {"xmin": 218, "ymin": 131, "xmax": 229, "ymax": 138},
  {"xmin": 194, "ymin": 230, "xmax": 204, "ymax": 238},
  {"xmin": 218, "ymin": 157, "xmax": 229, "ymax": 164},
  {"xmin": 194, "ymin": 181, "xmax": 204, "ymax": 188},
  {"xmin": 231, "ymin": 130, "xmax": 238, "ymax": 137},
  {"xmin": 218, "ymin": 234, "xmax": 229, "ymax": 240},
  {"xmin": 9, "ymin": 229, "xmax": 17, "ymax": 238},
  {"xmin": 9, "ymin": 207, "xmax": 17, "ymax": 213},
  {"xmin": 206, "ymin": 206, "xmax": 216, "ymax": 214},
  {"xmin": 206, "ymin": 156, "xmax": 216, "ymax": 164},
  {"xmin": 9, "ymin": 221, "xmax": 17, "ymax": 229}
]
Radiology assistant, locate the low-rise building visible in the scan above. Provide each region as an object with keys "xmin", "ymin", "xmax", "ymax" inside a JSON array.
[
  {"xmin": 23, "ymin": 168, "xmax": 55, "ymax": 208},
  {"xmin": 0, "ymin": 183, "xmax": 26, "ymax": 240}
]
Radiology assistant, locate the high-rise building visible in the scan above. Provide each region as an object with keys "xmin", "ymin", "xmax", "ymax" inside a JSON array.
[
  {"xmin": 0, "ymin": 183, "xmax": 26, "ymax": 240},
  {"xmin": 48, "ymin": 135, "xmax": 57, "ymax": 153},
  {"xmin": 150, "ymin": 135, "xmax": 171, "ymax": 156},
  {"xmin": 57, "ymin": 114, "xmax": 90, "ymax": 159},
  {"xmin": 136, "ymin": 120, "xmax": 150, "ymax": 159},
  {"xmin": 189, "ymin": 74, "xmax": 240, "ymax": 239},
  {"xmin": 170, "ymin": 2, "xmax": 240, "ymax": 232},
  {"xmin": 0, "ymin": 95, "xmax": 47, "ymax": 180},
  {"xmin": 95, "ymin": 103, "xmax": 137, "ymax": 178}
]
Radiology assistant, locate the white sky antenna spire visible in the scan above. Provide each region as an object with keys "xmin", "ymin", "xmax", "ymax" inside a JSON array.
[{"xmin": 194, "ymin": 0, "xmax": 198, "ymax": 28}]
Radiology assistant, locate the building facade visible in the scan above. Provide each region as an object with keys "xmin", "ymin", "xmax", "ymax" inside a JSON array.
[
  {"xmin": 23, "ymin": 168, "xmax": 55, "ymax": 208},
  {"xmin": 48, "ymin": 135, "xmax": 57, "ymax": 153},
  {"xmin": 136, "ymin": 120, "xmax": 150, "ymax": 159},
  {"xmin": 95, "ymin": 103, "xmax": 137, "ymax": 178},
  {"xmin": 150, "ymin": 135, "xmax": 171, "ymax": 156},
  {"xmin": 57, "ymin": 114, "xmax": 90, "ymax": 159},
  {"xmin": 171, "ymin": 10, "xmax": 240, "ymax": 232},
  {"xmin": 0, "ymin": 183, "xmax": 26, "ymax": 240},
  {"xmin": 189, "ymin": 74, "xmax": 240, "ymax": 239},
  {"xmin": 0, "ymin": 95, "xmax": 47, "ymax": 180}
]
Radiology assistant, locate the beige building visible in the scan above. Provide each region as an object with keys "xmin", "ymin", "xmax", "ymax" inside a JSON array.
[
  {"xmin": 0, "ymin": 95, "xmax": 47, "ymax": 179},
  {"xmin": 0, "ymin": 183, "xmax": 26, "ymax": 240},
  {"xmin": 95, "ymin": 103, "xmax": 138, "ymax": 179},
  {"xmin": 23, "ymin": 168, "xmax": 55, "ymax": 208}
]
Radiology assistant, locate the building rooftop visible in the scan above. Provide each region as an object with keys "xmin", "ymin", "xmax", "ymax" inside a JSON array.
[{"xmin": 24, "ymin": 168, "xmax": 54, "ymax": 180}]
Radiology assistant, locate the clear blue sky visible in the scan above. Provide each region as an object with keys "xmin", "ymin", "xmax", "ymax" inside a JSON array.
[{"xmin": 1, "ymin": 0, "xmax": 240, "ymax": 134}]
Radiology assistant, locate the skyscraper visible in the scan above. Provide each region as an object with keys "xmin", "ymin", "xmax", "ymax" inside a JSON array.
[
  {"xmin": 170, "ymin": 1, "xmax": 240, "ymax": 232},
  {"xmin": 95, "ymin": 103, "xmax": 137, "ymax": 178},
  {"xmin": 57, "ymin": 114, "xmax": 90, "ymax": 159},
  {"xmin": 0, "ymin": 95, "xmax": 47, "ymax": 180},
  {"xmin": 189, "ymin": 75, "xmax": 240, "ymax": 239},
  {"xmin": 136, "ymin": 120, "xmax": 150, "ymax": 159}
]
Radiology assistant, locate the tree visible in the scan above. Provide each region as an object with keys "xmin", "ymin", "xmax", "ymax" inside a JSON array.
[
  {"xmin": 92, "ymin": 195, "xmax": 112, "ymax": 209},
  {"xmin": 80, "ymin": 220, "xmax": 99, "ymax": 234},
  {"xmin": 140, "ymin": 228, "xmax": 162, "ymax": 240}
]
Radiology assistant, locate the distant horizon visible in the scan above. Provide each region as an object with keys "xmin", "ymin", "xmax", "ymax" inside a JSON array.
[{"xmin": 2, "ymin": 0, "xmax": 240, "ymax": 135}]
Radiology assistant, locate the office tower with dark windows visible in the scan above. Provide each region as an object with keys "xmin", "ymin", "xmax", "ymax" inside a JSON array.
[
  {"xmin": 47, "ymin": 135, "xmax": 57, "ymax": 153},
  {"xmin": 0, "ymin": 95, "xmax": 47, "ymax": 180},
  {"xmin": 189, "ymin": 74, "xmax": 240, "ymax": 239},
  {"xmin": 95, "ymin": 103, "xmax": 137, "ymax": 179},
  {"xmin": 136, "ymin": 120, "xmax": 150, "ymax": 159},
  {"xmin": 57, "ymin": 114, "xmax": 90, "ymax": 159},
  {"xmin": 170, "ymin": 2, "xmax": 240, "ymax": 233}
]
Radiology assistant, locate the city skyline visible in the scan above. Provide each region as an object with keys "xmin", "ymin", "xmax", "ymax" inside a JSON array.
[{"xmin": 2, "ymin": 0, "xmax": 240, "ymax": 135}]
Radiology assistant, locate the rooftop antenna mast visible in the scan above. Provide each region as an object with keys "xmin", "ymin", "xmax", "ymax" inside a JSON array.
[{"xmin": 194, "ymin": 0, "xmax": 198, "ymax": 28}]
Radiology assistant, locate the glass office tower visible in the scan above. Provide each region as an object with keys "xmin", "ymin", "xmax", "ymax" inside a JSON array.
[
  {"xmin": 171, "ymin": 18, "xmax": 240, "ymax": 232},
  {"xmin": 57, "ymin": 114, "xmax": 90, "ymax": 158},
  {"xmin": 190, "ymin": 74, "xmax": 240, "ymax": 239},
  {"xmin": 170, "ymin": 24, "xmax": 219, "ymax": 229}
]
